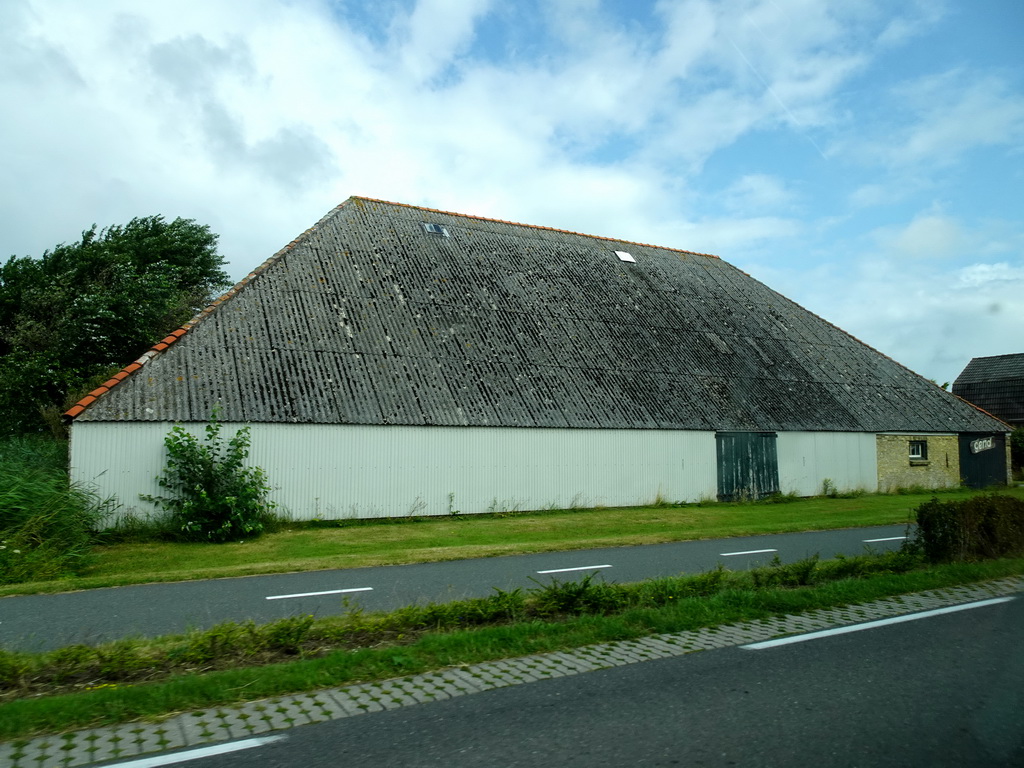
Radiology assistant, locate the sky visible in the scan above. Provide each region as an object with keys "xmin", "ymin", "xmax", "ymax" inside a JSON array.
[{"xmin": 2, "ymin": 0, "xmax": 1022, "ymax": 387}]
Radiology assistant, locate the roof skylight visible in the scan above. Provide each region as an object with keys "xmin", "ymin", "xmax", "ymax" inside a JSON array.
[
  {"xmin": 422, "ymin": 222, "xmax": 450, "ymax": 237},
  {"xmin": 614, "ymin": 250, "xmax": 636, "ymax": 263}
]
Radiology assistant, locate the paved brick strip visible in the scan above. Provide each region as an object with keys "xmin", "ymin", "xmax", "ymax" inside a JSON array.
[{"xmin": 3, "ymin": 576, "xmax": 1022, "ymax": 767}]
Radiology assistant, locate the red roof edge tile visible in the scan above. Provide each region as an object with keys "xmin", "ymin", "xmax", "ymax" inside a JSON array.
[{"xmin": 63, "ymin": 323, "xmax": 193, "ymax": 420}]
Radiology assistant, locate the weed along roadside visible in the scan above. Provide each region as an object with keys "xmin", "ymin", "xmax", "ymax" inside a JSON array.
[
  {"xmin": 6, "ymin": 486, "xmax": 1024, "ymax": 598},
  {"xmin": 1, "ymin": 544, "xmax": 1023, "ymax": 742}
]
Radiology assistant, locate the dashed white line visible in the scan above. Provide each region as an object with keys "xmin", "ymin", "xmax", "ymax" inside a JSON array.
[
  {"xmin": 740, "ymin": 597, "xmax": 1016, "ymax": 650},
  {"xmin": 536, "ymin": 565, "xmax": 613, "ymax": 574},
  {"xmin": 100, "ymin": 735, "xmax": 285, "ymax": 767},
  {"xmin": 720, "ymin": 549, "xmax": 778, "ymax": 557},
  {"xmin": 265, "ymin": 587, "xmax": 373, "ymax": 601},
  {"xmin": 863, "ymin": 536, "xmax": 907, "ymax": 543}
]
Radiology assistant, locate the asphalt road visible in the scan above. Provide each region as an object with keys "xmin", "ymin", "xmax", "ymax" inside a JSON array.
[
  {"xmin": 169, "ymin": 593, "xmax": 1024, "ymax": 768},
  {"xmin": 0, "ymin": 525, "xmax": 910, "ymax": 651}
]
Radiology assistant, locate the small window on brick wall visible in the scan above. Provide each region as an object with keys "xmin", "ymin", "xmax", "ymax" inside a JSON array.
[{"xmin": 909, "ymin": 440, "xmax": 928, "ymax": 460}]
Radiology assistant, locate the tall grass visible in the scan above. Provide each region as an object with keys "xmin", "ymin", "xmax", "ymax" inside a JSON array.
[{"xmin": 0, "ymin": 437, "xmax": 110, "ymax": 584}]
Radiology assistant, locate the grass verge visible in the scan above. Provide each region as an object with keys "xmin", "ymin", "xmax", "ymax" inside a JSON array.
[
  {"xmin": 8, "ymin": 486, "xmax": 1024, "ymax": 597},
  {"xmin": 1, "ymin": 553, "xmax": 1022, "ymax": 741}
]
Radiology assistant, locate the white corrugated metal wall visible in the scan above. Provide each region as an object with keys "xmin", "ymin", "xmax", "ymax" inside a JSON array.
[
  {"xmin": 70, "ymin": 422, "xmax": 719, "ymax": 522},
  {"xmin": 70, "ymin": 424, "xmax": 880, "ymax": 522},
  {"xmin": 776, "ymin": 432, "xmax": 878, "ymax": 496}
]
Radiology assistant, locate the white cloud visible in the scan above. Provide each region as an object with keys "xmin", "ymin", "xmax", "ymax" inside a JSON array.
[
  {"xmin": 888, "ymin": 213, "xmax": 965, "ymax": 261},
  {"xmin": 955, "ymin": 262, "xmax": 1024, "ymax": 288},
  {"xmin": 757, "ymin": 211, "xmax": 1024, "ymax": 385},
  {"xmin": 654, "ymin": 0, "xmax": 717, "ymax": 78},
  {"xmin": 0, "ymin": 0, "xmax": 886, "ymax": 265},
  {"xmin": 894, "ymin": 72, "xmax": 1024, "ymax": 165},
  {"xmin": 0, "ymin": 0, "xmax": 1020, "ymax": 391},
  {"xmin": 876, "ymin": 0, "xmax": 947, "ymax": 46},
  {"xmin": 722, "ymin": 174, "xmax": 796, "ymax": 213},
  {"xmin": 685, "ymin": 215, "xmax": 802, "ymax": 257},
  {"xmin": 843, "ymin": 69, "xmax": 1024, "ymax": 170},
  {"xmin": 392, "ymin": 0, "xmax": 494, "ymax": 82}
]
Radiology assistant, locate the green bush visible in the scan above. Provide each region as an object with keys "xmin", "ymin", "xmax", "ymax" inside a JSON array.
[
  {"xmin": 144, "ymin": 417, "xmax": 279, "ymax": 543},
  {"xmin": 907, "ymin": 494, "xmax": 1024, "ymax": 563},
  {"xmin": 529, "ymin": 573, "xmax": 626, "ymax": 617},
  {"xmin": 749, "ymin": 554, "xmax": 820, "ymax": 588},
  {"xmin": 0, "ymin": 437, "xmax": 109, "ymax": 584},
  {"xmin": 0, "ymin": 649, "xmax": 31, "ymax": 690}
]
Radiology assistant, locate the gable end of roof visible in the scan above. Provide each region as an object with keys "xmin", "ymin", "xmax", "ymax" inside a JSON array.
[{"xmin": 64, "ymin": 200, "xmax": 357, "ymax": 420}]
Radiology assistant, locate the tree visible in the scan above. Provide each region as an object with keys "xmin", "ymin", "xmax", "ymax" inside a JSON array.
[{"xmin": 0, "ymin": 216, "xmax": 230, "ymax": 436}]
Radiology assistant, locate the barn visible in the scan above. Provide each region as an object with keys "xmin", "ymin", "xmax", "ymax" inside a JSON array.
[
  {"xmin": 66, "ymin": 197, "xmax": 1010, "ymax": 520},
  {"xmin": 952, "ymin": 353, "xmax": 1022, "ymax": 486},
  {"xmin": 953, "ymin": 354, "xmax": 1024, "ymax": 428}
]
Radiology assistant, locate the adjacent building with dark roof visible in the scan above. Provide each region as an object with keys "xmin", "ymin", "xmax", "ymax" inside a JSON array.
[
  {"xmin": 953, "ymin": 354, "xmax": 1024, "ymax": 428},
  {"xmin": 67, "ymin": 197, "xmax": 1011, "ymax": 520}
]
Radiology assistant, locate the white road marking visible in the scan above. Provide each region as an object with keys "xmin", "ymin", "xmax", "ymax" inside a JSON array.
[
  {"xmin": 100, "ymin": 735, "xmax": 285, "ymax": 767},
  {"xmin": 741, "ymin": 597, "xmax": 1016, "ymax": 650},
  {"xmin": 720, "ymin": 549, "xmax": 777, "ymax": 557},
  {"xmin": 265, "ymin": 587, "xmax": 373, "ymax": 601},
  {"xmin": 536, "ymin": 565, "xmax": 613, "ymax": 574},
  {"xmin": 863, "ymin": 536, "xmax": 907, "ymax": 542}
]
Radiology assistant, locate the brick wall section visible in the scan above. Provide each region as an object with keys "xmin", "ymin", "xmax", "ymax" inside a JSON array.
[{"xmin": 876, "ymin": 434, "xmax": 960, "ymax": 491}]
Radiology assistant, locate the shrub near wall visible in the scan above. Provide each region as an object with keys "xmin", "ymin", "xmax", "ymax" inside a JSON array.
[
  {"xmin": 144, "ymin": 418, "xmax": 279, "ymax": 543},
  {"xmin": 909, "ymin": 494, "xmax": 1024, "ymax": 563}
]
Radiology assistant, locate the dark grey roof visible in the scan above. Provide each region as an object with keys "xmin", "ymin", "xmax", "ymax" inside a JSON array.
[
  {"xmin": 72, "ymin": 197, "xmax": 1007, "ymax": 433},
  {"xmin": 952, "ymin": 353, "xmax": 1024, "ymax": 426}
]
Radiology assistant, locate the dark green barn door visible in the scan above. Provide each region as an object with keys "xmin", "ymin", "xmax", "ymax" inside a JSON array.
[
  {"xmin": 958, "ymin": 433, "xmax": 1007, "ymax": 489},
  {"xmin": 716, "ymin": 432, "xmax": 780, "ymax": 501}
]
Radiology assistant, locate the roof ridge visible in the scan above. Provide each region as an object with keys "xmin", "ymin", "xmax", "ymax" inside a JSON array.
[
  {"xmin": 353, "ymin": 196, "xmax": 721, "ymax": 260},
  {"xmin": 966, "ymin": 352, "xmax": 1024, "ymax": 361},
  {"xmin": 371, "ymin": 196, "xmax": 958, "ymax": 404}
]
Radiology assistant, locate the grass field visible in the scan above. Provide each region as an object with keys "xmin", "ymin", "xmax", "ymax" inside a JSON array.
[{"xmin": 4, "ymin": 485, "xmax": 1022, "ymax": 597}]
